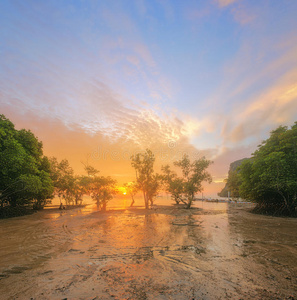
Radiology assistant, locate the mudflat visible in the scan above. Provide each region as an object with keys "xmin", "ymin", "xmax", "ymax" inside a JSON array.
[{"xmin": 0, "ymin": 200, "xmax": 296, "ymax": 299}]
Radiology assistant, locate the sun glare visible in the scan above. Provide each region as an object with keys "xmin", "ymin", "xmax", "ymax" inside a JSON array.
[{"xmin": 117, "ymin": 186, "xmax": 127, "ymax": 195}]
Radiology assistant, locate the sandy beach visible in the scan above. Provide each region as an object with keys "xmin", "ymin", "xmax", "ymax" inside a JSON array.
[{"xmin": 0, "ymin": 199, "xmax": 296, "ymax": 300}]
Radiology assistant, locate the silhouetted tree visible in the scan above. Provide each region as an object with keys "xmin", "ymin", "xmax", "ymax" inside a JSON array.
[{"xmin": 123, "ymin": 181, "xmax": 138, "ymax": 207}]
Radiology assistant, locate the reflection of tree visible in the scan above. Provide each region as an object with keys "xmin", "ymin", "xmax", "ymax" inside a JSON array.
[{"xmin": 143, "ymin": 213, "xmax": 157, "ymax": 235}]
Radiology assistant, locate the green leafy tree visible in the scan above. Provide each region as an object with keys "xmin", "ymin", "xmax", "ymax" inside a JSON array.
[
  {"xmin": 131, "ymin": 149, "xmax": 160, "ymax": 209},
  {"xmin": 239, "ymin": 123, "xmax": 297, "ymax": 215},
  {"xmin": 227, "ymin": 170, "xmax": 241, "ymax": 199},
  {"xmin": 161, "ymin": 165, "xmax": 184, "ymax": 204},
  {"xmin": 89, "ymin": 176, "xmax": 117, "ymax": 211},
  {"xmin": 146, "ymin": 174, "xmax": 161, "ymax": 207},
  {"xmin": 71, "ymin": 175, "xmax": 92, "ymax": 205},
  {"xmin": 172, "ymin": 155, "xmax": 212, "ymax": 209},
  {"xmin": 0, "ymin": 115, "xmax": 54, "ymax": 211},
  {"xmin": 49, "ymin": 158, "xmax": 94, "ymax": 206},
  {"xmin": 49, "ymin": 157, "xmax": 76, "ymax": 205}
]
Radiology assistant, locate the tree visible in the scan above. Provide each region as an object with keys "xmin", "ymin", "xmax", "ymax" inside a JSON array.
[
  {"xmin": 123, "ymin": 181, "xmax": 138, "ymax": 207},
  {"xmin": 89, "ymin": 176, "xmax": 117, "ymax": 211},
  {"xmin": 81, "ymin": 160, "xmax": 99, "ymax": 177},
  {"xmin": 146, "ymin": 174, "xmax": 161, "ymax": 207},
  {"xmin": 71, "ymin": 175, "xmax": 92, "ymax": 205},
  {"xmin": 0, "ymin": 115, "xmax": 54, "ymax": 212},
  {"xmin": 226, "ymin": 170, "xmax": 241, "ymax": 199},
  {"xmin": 167, "ymin": 155, "xmax": 212, "ymax": 209},
  {"xmin": 131, "ymin": 149, "xmax": 160, "ymax": 209},
  {"xmin": 49, "ymin": 157, "xmax": 75, "ymax": 205},
  {"xmin": 239, "ymin": 123, "xmax": 297, "ymax": 215},
  {"xmin": 161, "ymin": 165, "xmax": 184, "ymax": 204},
  {"xmin": 49, "ymin": 158, "xmax": 95, "ymax": 206}
]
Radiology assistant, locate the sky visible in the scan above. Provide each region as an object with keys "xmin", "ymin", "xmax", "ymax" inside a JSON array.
[{"xmin": 1, "ymin": 0, "xmax": 297, "ymax": 197}]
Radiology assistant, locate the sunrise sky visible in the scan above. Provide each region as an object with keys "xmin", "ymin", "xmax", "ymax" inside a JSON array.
[{"xmin": 1, "ymin": 0, "xmax": 297, "ymax": 196}]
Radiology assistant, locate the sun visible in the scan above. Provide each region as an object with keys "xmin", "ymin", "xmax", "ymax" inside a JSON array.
[{"xmin": 117, "ymin": 186, "xmax": 127, "ymax": 195}]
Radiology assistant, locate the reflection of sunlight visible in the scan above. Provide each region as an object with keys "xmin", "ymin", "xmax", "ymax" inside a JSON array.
[
  {"xmin": 48, "ymin": 213, "xmax": 62, "ymax": 219},
  {"xmin": 193, "ymin": 200, "xmax": 228, "ymax": 211},
  {"xmin": 108, "ymin": 197, "xmax": 129, "ymax": 210},
  {"xmin": 106, "ymin": 212, "xmax": 172, "ymax": 251}
]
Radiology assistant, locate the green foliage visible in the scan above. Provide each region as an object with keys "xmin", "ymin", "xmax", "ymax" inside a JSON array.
[
  {"xmin": 84, "ymin": 165, "xmax": 99, "ymax": 177},
  {"xmin": 227, "ymin": 170, "xmax": 241, "ymax": 199},
  {"xmin": 161, "ymin": 165, "xmax": 184, "ymax": 204},
  {"xmin": 49, "ymin": 157, "xmax": 92, "ymax": 206},
  {"xmin": 49, "ymin": 157, "xmax": 75, "ymax": 204},
  {"xmin": 89, "ymin": 176, "xmax": 117, "ymax": 211},
  {"xmin": 162, "ymin": 155, "xmax": 212, "ymax": 208},
  {"xmin": 131, "ymin": 149, "xmax": 160, "ymax": 209},
  {"xmin": 239, "ymin": 123, "xmax": 297, "ymax": 215},
  {"xmin": 0, "ymin": 115, "xmax": 54, "ymax": 212},
  {"xmin": 71, "ymin": 175, "xmax": 91, "ymax": 205}
]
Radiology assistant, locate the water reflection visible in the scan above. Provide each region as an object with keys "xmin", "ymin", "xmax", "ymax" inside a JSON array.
[
  {"xmin": 193, "ymin": 199, "xmax": 228, "ymax": 211},
  {"xmin": 4, "ymin": 197, "xmax": 289, "ymax": 299}
]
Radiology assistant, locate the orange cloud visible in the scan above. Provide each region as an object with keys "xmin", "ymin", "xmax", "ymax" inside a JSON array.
[{"xmin": 1, "ymin": 92, "xmax": 212, "ymax": 189}]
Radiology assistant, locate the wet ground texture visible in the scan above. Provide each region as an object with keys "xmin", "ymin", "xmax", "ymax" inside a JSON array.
[{"xmin": 0, "ymin": 200, "xmax": 296, "ymax": 299}]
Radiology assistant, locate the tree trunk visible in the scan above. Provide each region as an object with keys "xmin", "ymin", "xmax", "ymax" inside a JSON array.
[
  {"xmin": 186, "ymin": 194, "xmax": 194, "ymax": 209},
  {"xmin": 143, "ymin": 190, "xmax": 149, "ymax": 209},
  {"xmin": 149, "ymin": 196, "xmax": 154, "ymax": 207}
]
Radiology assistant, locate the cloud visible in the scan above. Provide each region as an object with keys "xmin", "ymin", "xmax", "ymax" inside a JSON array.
[
  {"xmin": 220, "ymin": 35, "xmax": 297, "ymax": 144},
  {"xmin": 216, "ymin": 0, "xmax": 238, "ymax": 8},
  {"xmin": 215, "ymin": 0, "xmax": 256, "ymax": 26},
  {"xmin": 231, "ymin": 5, "xmax": 255, "ymax": 25},
  {"xmin": 2, "ymin": 0, "xmax": 296, "ymax": 198},
  {"xmin": 226, "ymin": 71, "xmax": 297, "ymax": 144},
  {"xmin": 199, "ymin": 28, "xmax": 297, "ymax": 150}
]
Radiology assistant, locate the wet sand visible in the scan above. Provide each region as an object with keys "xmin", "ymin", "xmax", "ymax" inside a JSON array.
[{"xmin": 0, "ymin": 199, "xmax": 296, "ymax": 299}]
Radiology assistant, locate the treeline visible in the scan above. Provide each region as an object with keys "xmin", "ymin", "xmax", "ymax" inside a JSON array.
[
  {"xmin": 0, "ymin": 115, "xmax": 118, "ymax": 217},
  {"xmin": 221, "ymin": 122, "xmax": 297, "ymax": 216},
  {"xmin": 0, "ymin": 114, "xmax": 213, "ymax": 218},
  {"xmin": 130, "ymin": 149, "xmax": 212, "ymax": 209},
  {"xmin": 48, "ymin": 157, "xmax": 117, "ymax": 211},
  {"xmin": 0, "ymin": 115, "xmax": 54, "ymax": 217}
]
